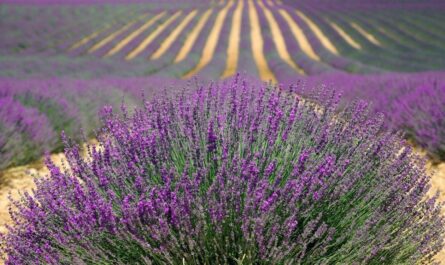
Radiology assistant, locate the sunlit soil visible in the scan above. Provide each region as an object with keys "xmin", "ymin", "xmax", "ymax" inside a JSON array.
[
  {"xmin": 432, "ymin": 162, "xmax": 445, "ymax": 264},
  {"xmin": 0, "ymin": 140, "xmax": 99, "ymax": 236},
  {"xmin": 126, "ymin": 10, "xmax": 183, "ymax": 60},
  {"xmin": 151, "ymin": 9, "xmax": 198, "ymax": 60},
  {"xmin": 104, "ymin": 11, "xmax": 166, "ymax": 57},
  {"xmin": 174, "ymin": 8, "xmax": 213, "ymax": 63},
  {"xmin": 221, "ymin": 0, "xmax": 243, "ymax": 78},
  {"xmin": 296, "ymin": 9, "xmax": 339, "ymax": 55},
  {"xmin": 278, "ymin": 8, "xmax": 321, "ymax": 62},
  {"xmin": 183, "ymin": 0, "xmax": 234, "ymax": 79},
  {"xmin": 69, "ymin": 27, "xmax": 107, "ymax": 51},
  {"xmin": 0, "ymin": 153, "xmax": 65, "ymax": 235},
  {"xmin": 87, "ymin": 13, "xmax": 146, "ymax": 53},
  {"xmin": 326, "ymin": 19, "xmax": 362, "ymax": 50},
  {"xmin": 257, "ymin": 0, "xmax": 304, "ymax": 74},
  {"xmin": 247, "ymin": 0, "xmax": 276, "ymax": 83},
  {"xmin": 350, "ymin": 22, "xmax": 382, "ymax": 46}
]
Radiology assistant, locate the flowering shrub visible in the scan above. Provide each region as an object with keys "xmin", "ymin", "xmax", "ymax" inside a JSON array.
[{"xmin": 1, "ymin": 77, "xmax": 443, "ymax": 264}]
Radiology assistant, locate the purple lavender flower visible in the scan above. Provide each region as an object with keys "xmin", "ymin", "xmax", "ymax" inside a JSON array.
[{"xmin": 1, "ymin": 77, "xmax": 443, "ymax": 264}]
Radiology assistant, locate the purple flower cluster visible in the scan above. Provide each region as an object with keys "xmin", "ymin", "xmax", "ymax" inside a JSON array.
[{"xmin": 1, "ymin": 76, "xmax": 443, "ymax": 264}]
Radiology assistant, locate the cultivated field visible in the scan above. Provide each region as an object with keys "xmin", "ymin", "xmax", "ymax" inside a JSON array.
[{"xmin": 1, "ymin": 0, "xmax": 444, "ymax": 264}]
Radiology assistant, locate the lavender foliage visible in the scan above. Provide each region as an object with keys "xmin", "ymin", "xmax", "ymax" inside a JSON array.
[{"xmin": 1, "ymin": 77, "xmax": 443, "ymax": 264}]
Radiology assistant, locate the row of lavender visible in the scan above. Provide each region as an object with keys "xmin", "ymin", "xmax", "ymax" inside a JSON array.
[
  {"xmin": 280, "ymin": 72, "xmax": 445, "ymax": 161},
  {"xmin": 2, "ymin": 0, "xmax": 445, "ymax": 79},
  {"xmin": 1, "ymin": 71, "xmax": 443, "ymax": 171},
  {"xmin": 0, "ymin": 2, "xmax": 215, "ymax": 58},
  {"xmin": 53, "ymin": 2, "xmax": 445, "ymax": 73},
  {"xmin": 0, "ymin": 2, "xmax": 444, "ymax": 163},
  {"xmin": 0, "ymin": 77, "xmax": 187, "ymax": 170},
  {"xmin": 295, "ymin": 1, "xmax": 445, "ymax": 71}
]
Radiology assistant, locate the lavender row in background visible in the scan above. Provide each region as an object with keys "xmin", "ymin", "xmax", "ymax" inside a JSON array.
[
  {"xmin": 0, "ymin": 77, "xmax": 190, "ymax": 170},
  {"xmin": 283, "ymin": 71, "xmax": 445, "ymax": 161}
]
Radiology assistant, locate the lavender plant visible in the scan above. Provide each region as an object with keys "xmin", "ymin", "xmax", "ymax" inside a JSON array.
[{"xmin": 1, "ymin": 77, "xmax": 443, "ymax": 264}]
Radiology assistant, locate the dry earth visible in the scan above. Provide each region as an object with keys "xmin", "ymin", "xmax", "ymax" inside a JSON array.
[{"xmin": 0, "ymin": 147, "xmax": 444, "ymax": 264}]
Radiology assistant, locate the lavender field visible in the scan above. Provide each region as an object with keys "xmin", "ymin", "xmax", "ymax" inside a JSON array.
[{"xmin": 0, "ymin": 0, "xmax": 445, "ymax": 264}]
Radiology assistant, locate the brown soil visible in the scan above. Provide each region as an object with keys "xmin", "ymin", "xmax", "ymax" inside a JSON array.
[
  {"xmin": 427, "ymin": 161, "xmax": 445, "ymax": 263},
  {"xmin": 0, "ymin": 153, "xmax": 66, "ymax": 235}
]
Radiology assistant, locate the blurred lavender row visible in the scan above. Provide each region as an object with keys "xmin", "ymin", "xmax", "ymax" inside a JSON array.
[
  {"xmin": 282, "ymin": 71, "xmax": 445, "ymax": 160},
  {"xmin": 0, "ymin": 77, "xmax": 189, "ymax": 170}
]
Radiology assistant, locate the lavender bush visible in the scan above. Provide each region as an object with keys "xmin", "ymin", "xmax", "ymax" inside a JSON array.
[{"xmin": 1, "ymin": 77, "xmax": 443, "ymax": 264}]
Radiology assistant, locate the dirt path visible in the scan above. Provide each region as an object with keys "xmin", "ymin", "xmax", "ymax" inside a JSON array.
[
  {"xmin": 258, "ymin": 0, "xmax": 305, "ymax": 74},
  {"xmin": 431, "ymin": 162, "xmax": 445, "ymax": 263},
  {"xmin": 151, "ymin": 9, "xmax": 198, "ymax": 60},
  {"xmin": 221, "ymin": 0, "xmax": 243, "ymax": 78},
  {"xmin": 183, "ymin": 0, "xmax": 234, "ymax": 79},
  {"xmin": 174, "ymin": 9, "xmax": 214, "ymax": 63},
  {"xmin": 278, "ymin": 8, "xmax": 321, "ymax": 62},
  {"xmin": 0, "ymin": 153, "xmax": 66, "ymax": 236},
  {"xmin": 248, "ymin": 0, "xmax": 277, "ymax": 83},
  {"xmin": 296, "ymin": 9, "xmax": 339, "ymax": 55}
]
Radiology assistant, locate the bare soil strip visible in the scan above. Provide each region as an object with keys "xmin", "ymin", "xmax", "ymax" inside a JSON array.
[
  {"xmin": 258, "ymin": 0, "xmax": 305, "ymax": 75},
  {"xmin": 104, "ymin": 11, "xmax": 166, "ymax": 57},
  {"xmin": 296, "ymin": 9, "xmax": 339, "ymax": 55},
  {"xmin": 221, "ymin": 0, "xmax": 243, "ymax": 78},
  {"xmin": 174, "ymin": 9, "xmax": 214, "ymax": 63},
  {"xmin": 150, "ymin": 10, "xmax": 198, "ymax": 60},
  {"xmin": 126, "ymin": 11, "xmax": 182, "ymax": 60},
  {"xmin": 88, "ymin": 13, "xmax": 148, "ymax": 53},
  {"xmin": 248, "ymin": 0, "xmax": 277, "ymax": 83},
  {"xmin": 278, "ymin": 9, "xmax": 320, "ymax": 62},
  {"xmin": 69, "ymin": 27, "xmax": 109, "ymax": 51},
  {"xmin": 326, "ymin": 19, "xmax": 362, "ymax": 50},
  {"xmin": 350, "ymin": 22, "xmax": 382, "ymax": 46},
  {"xmin": 0, "ymin": 158, "xmax": 54, "ymax": 235},
  {"xmin": 182, "ymin": 0, "xmax": 234, "ymax": 79}
]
